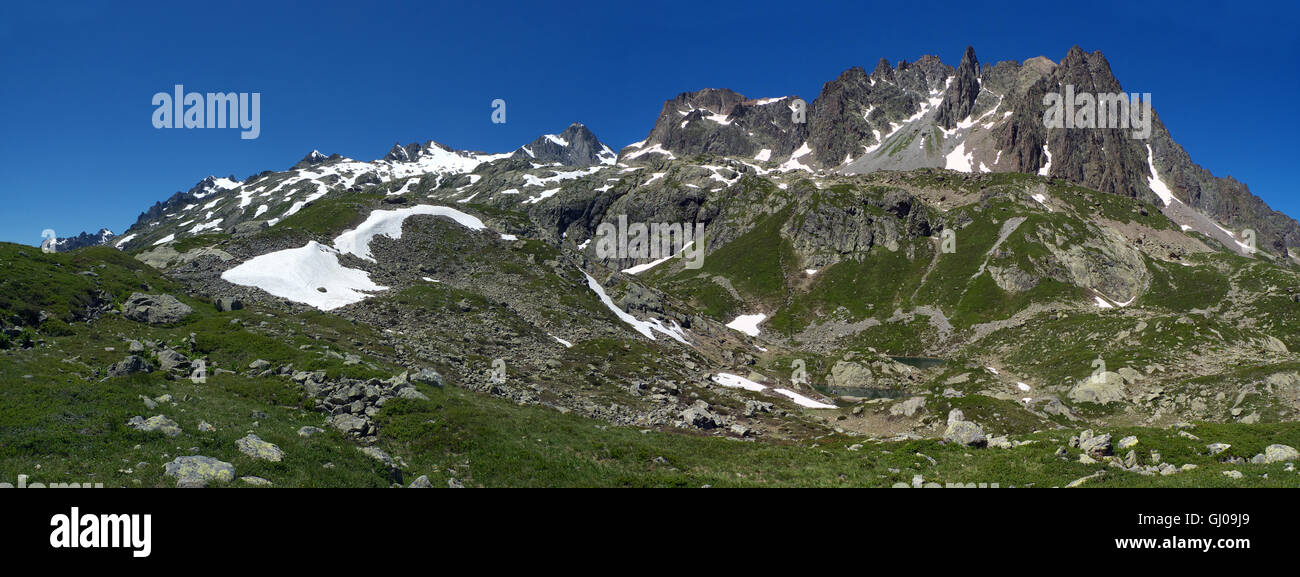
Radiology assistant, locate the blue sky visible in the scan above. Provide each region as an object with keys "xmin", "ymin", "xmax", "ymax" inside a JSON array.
[{"xmin": 0, "ymin": 0, "xmax": 1296, "ymax": 246}]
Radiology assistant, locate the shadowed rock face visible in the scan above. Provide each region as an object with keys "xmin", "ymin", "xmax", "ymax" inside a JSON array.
[{"xmin": 623, "ymin": 46, "xmax": 1300, "ymax": 255}]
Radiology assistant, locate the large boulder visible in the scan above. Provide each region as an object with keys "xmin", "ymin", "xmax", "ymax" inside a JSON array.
[
  {"xmin": 889, "ymin": 396, "xmax": 927, "ymax": 417},
  {"xmin": 1258, "ymin": 444, "xmax": 1299, "ymax": 464},
  {"xmin": 679, "ymin": 400, "xmax": 720, "ymax": 429},
  {"xmin": 943, "ymin": 409, "xmax": 986, "ymax": 447},
  {"xmin": 1068, "ymin": 371, "xmax": 1127, "ymax": 405},
  {"xmin": 122, "ymin": 293, "xmax": 193, "ymax": 325},
  {"xmin": 156, "ymin": 348, "xmax": 190, "ymax": 372},
  {"xmin": 164, "ymin": 456, "xmax": 235, "ymax": 488}
]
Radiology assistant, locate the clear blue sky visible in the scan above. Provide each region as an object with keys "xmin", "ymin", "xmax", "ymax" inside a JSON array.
[{"xmin": 1, "ymin": 0, "xmax": 1296, "ymax": 245}]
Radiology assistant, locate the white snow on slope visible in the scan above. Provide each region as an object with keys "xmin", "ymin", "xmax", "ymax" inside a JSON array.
[
  {"xmin": 711, "ymin": 373, "xmax": 766, "ymax": 391},
  {"xmin": 1031, "ymin": 193, "xmax": 1052, "ymax": 211},
  {"xmin": 582, "ymin": 271, "xmax": 689, "ymax": 344},
  {"xmin": 711, "ymin": 373, "xmax": 836, "ymax": 408},
  {"xmin": 543, "ymin": 134, "xmax": 569, "ymax": 146},
  {"xmin": 725, "ymin": 313, "xmax": 767, "ymax": 337},
  {"xmin": 334, "ymin": 205, "xmax": 486, "ymax": 262},
  {"xmin": 550, "ymin": 335, "xmax": 573, "ymax": 348},
  {"xmin": 944, "ymin": 142, "xmax": 973, "ymax": 173},
  {"xmin": 221, "ymin": 242, "xmax": 387, "ymax": 311},
  {"xmin": 524, "ymin": 188, "xmax": 561, "ymax": 204},
  {"xmin": 754, "ymin": 148, "xmax": 772, "ymax": 162},
  {"xmin": 113, "ymin": 234, "xmax": 137, "ymax": 248},
  {"xmin": 622, "ymin": 241, "xmax": 693, "ymax": 275},
  {"xmin": 1038, "ymin": 142, "xmax": 1052, "ymax": 176},
  {"xmin": 152, "ymin": 234, "xmax": 175, "ymax": 246},
  {"xmin": 1145, "ymin": 144, "xmax": 1178, "ymax": 206},
  {"xmin": 773, "ymin": 388, "xmax": 838, "ymax": 409}
]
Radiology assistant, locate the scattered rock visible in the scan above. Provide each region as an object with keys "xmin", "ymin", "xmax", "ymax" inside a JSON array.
[
  {"xmin": 297, "ymin": 426, "xmax": 325, "ymax": 437},
  {"xmin": 408, "ymin": 475, "xmax": 434, "ymax": 488},
  {"xmin": 239, "ymin": 476, "xmax": 272, "ymax": 486}
]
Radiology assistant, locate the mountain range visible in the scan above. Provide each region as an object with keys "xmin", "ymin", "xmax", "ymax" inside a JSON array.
[{"xmin": 7, "ymin": 45, "xmax": 1300, "ymax": 488}]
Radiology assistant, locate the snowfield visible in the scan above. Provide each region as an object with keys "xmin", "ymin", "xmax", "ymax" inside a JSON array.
[
  {"xmin": 220, "ymin": 241, "xmax": 388, "ymax": 311},
  {"xmin": 725, "ymin": 313, "xmax": 767, "ymax": 337},
  {"xmin": 334, "ymin": 205, "xmax": 486, "ymax": 262}
]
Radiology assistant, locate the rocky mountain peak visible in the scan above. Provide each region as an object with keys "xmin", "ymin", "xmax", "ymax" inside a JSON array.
[
  {"xmin": 936, "ymin": 45, "xmax": 981, "ymax": 129},
  {"xmin": 513, "ymin": 122, "xmax": 616, "ymax": 166}
]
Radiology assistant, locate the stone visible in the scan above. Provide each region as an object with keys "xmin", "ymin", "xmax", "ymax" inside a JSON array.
[
  {"xmin": 240, "ymin": 476, "xmax": 272, "ymax": 486},
  {"xmin": 943, "ymin": 410, "xmax": 986, "ymax": 447},
  {"xmin": 408, "ymin": 475, "xmax": 434, "ymax": 488},
  {"xmin": 1207, "ymin": 443, "xmax": 1231, "ymax": 455},
  {"xmin": 1067, "ymin": 371, "xmax": 1126, "ymax": 404},
  {"xmin": 1079, "ymin": 432, "xmax": 1113, "ymax": 457},
  {"xmin": 329, "ymin": 414, "xmax": 369, "ymax": 436},
  {"xmin": 1117, "ymin": 435, "xmax": 1139, "ymax": 450},
  {"xmin": 397, "ymin": 387, "xmax": 429, "ymax": 401},
  {"xmin": 248, "ymin": 359, "xmax": 271, "ymax": 371},
  {"xmin": 1222, "ymin": 470, "xmax": 1243, "ymax": 479},
  {"xmin": 108, "ymin": 355, "xmax": 153, "ymax": 378},
  {"xmin": 889, "ymin": 396, "xmax": 926, "ymax": 417},
  {"xmin": 164, "ymin": 456, "xmax": 235, "ymax": 488},
  {"xmin": 126, "ymin": 415, "xmax": 181, "ymax": 436},
  {"xmin": 1260, "ymin": 444, "xmax": 1299, "ymax": 464},
  {"xmin": 235, "ymin": 434, "xmax": 284, "ymax": 461},
  {"xmin": 297, "ymin": 426, "xmax": 325, "ymax": 437},
  {"xmin": 156, "ymin": 348, "xmax": 190, "ymax": 372},
  {"xmin": 215, "ymin": 297, "xmax": 244, "ymax": 312},
  {"xmin": 122, "ymin": 293, "xmax": 193, "ymax": 325},
  {"xmin": 679, "ymin": 400, "xmax": 720, "ymax": 429},
  {"xmin": 410, "ymin": 368, "xmax": 444, "ymax": 387},
  {"xmin": 987, "ymin": 435, "xmax": 1013, "ymax": 449}
]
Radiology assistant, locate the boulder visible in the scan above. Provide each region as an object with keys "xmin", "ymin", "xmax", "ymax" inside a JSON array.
[
  {"xmin": 1067, "ymin": 371, "xmax": 1127, "ymax": 404},
  {"xmin": 122, "ymin": 293, "xmax": 193, "ymax": 325},
  {"xmin": 215, "ymin": 297, "xmax": 243, "ymax": 312},
  {"xmin": 164, "ymin": 456, "xmax": 235, "ymax": 488},
  {"xmin": 943, "ymin": 409, "xmax": 986, "ymax": 447},
  {"xmin": 1260, "ymin": 444, "xmax": 1299, "ymax": 464},
  {"xmin": 679, "ymin": 400, "xmax": 720, "ymax": 429},
  {"xmin": 410, "ymin": 368, "xmax": 444, "ymax": 387},
  {"xmin": 889, "ymin": 396, "xmax": 926, "ymax": 417},
  {"xmin": 156, "ymin": 348, "xmax": 190, "ymax": 372},
  {"xmin": 126, "ymin": 415, "xmax": 181, "ymax": 436},
  {"xmin": 108, "ymin": 355, "xmax": 153, "ymax": 378},
  {"xmin": 235, "ymin": 434, "xmax": 284, "ymax": 462}
]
